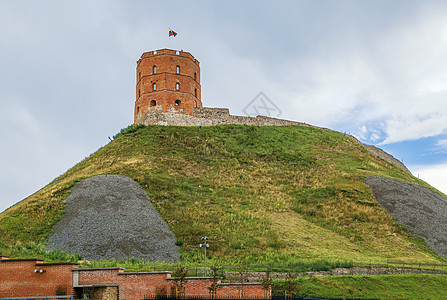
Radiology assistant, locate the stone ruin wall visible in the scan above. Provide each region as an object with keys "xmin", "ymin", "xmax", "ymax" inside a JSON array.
[
  {"xmin": 138, "ymin": 106, "xmax": 411, "ymax": 174},
  {"xmin": 140, "ymin": 106, "xmax": 312, "ymax": 127},
  {"xmin": 364, "ymin": 144, "xmax": 411, "ymax": 173}
]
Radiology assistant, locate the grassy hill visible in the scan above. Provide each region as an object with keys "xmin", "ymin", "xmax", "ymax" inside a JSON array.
[
  {"xmin": 0, "ymin": 124, "xmax": 445, "ymax": 265},
  {"xmin": 273, "ymin": 274, "xmax": 447, "ymax": 299}
]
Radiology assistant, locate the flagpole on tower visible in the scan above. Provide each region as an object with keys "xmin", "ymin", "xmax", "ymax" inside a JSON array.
[{"xmin": 169, "ymin": 28, "xmax": 177, "ymax": 49}]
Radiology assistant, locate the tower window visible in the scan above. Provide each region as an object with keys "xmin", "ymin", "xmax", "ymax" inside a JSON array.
[
  {"xmin": 137, "ymin": 106, "xmax": 140, "ymax": 114},
  {"xmin": 153, "ymin": 83, "xmax": 156, "ymax": 91},
  {"xmin": 176, "ymin": 65, "xmax": 180, "ymax": 74},
  {"xmin": 175, "ymin": 100, "xmax": 181, "ymax": 106},
  {"xmin": 138, "ymin": 72, "xmax": 141, "ymax": 81},
  {"xmin": 153, "ymin": 65, "xmax": 157, "ymax": 74},
  {"xmin": 195, "ymin": 88, "xmax": 197, "ymax": 97},
  {"xmin": 176, "ymin": 82, "xmax": 180, "ymax": 91},
  {"xmin": 194, "ymin": 72, "xmax": 197, "ymax": 81},
  {"xmin": 150, "ymin": 100, "xmax": 156, "ymax": 107},
  {"xmin": 194, "ymin": 100, "xmax": 197, "ymax": 108}
]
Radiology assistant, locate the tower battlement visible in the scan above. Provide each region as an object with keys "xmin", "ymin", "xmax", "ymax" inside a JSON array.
[
  {"xmin": 134, "ymin": 49, "xmax": 202, "ymax": 123},
  {"xmin": 139, "ymin": 49, "xmax": 200, "ymax": 66}
]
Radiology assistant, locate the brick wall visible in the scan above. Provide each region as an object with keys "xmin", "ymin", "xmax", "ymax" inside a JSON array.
[
  {"xmin": 217, "ymin": 283, "xmax": 269, "ymax": 299},
  {"xmin": 76, "ymin": 268, "xmax": 124, "ymax": 285},
  {"xmin": 167, "ymin": 277, "xmax": 216, "ymax": 296},
  {"xmin": 0, "ymin": 259, "xmax": 78, "ymax": 298},
  {"xmin": 0, "ymin": 258, "xmax": 269, "ymax": 300},
  {"xmin": 118, "ymin": 272, "xmax": 171, "ymax": 300}
]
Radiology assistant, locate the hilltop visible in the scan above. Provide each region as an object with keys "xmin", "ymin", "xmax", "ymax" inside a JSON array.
[{"xmin": 0, "ymin": 124, "xmax": 445, "ymax": 266}]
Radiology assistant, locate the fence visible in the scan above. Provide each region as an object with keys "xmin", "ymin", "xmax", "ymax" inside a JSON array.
[
  {"xmin": 143, "ymin": 296, "xmax": 359, "ymax": 300},
  {"xmin": 156, "ymin": 260, "xmax": 447, "ymax": 281},
  {"xmin": 0, "ymin": 296, "xmax": 73, "ymax": 300},
  {"xmin": 144, "ymin": 296, "xmax": 267, "ymax": 300}
]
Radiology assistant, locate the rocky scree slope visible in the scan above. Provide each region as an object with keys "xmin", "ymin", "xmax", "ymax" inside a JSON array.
[
  {"xmin": 366, "ymin": 176, "xmax": 447, "ymax": 259},
  {"xmin": 47, "ymin": 174, "xmax": 179, "ymax": 262}
]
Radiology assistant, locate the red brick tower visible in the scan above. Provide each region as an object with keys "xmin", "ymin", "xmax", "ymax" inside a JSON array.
[{"xmin": 134, "ymin": 49, "xmax": 202, "ymax": 123}]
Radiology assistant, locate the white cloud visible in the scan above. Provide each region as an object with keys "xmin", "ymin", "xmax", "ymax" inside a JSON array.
[
  {"xmin": 381, "ymin": 110, "xmax": 447, "ymax": 144},
  {"xmin": 259, "ymin": 8, "xmax": 447, "ymax": 144},
  {"xmin": 368, "ymin": 13, "xmax": 447, "ymax": 144},
  {"xmin": 436, "ymin": 139, "xmax": 447, "ymax": 151},
  {"xmin": 2, "ymin": 0, "xmax": 447, "ymax": 212},
  {"xmin": 410, "ymin": 163, "xmax": 447, "ymax": 195}
]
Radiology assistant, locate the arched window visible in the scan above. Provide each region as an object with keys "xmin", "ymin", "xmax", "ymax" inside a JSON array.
[
  {"xmin": 150, "ymin": 100, "xmax": 156, "ymax": 107},
  {"xmin": 194, "ymin": 72, "xmax": 197, "ymax": 81},
  {"xmin": 153, "ymin": 65, "xmax": 157, "ymax": 74},
  {"xmin": 138, "ymin": 72, "xmax": 141, "ymax": 81},
  {"xmin": 175, "ymin": 100, "xmax": 181, "ymax": 106},
  {"xmin": 195, "ymin": 88, "xmax": 197, "ymax": 97},
  {"xmin": 153, "ymin": 83, "xmax": 156, "ymax": 91},
  {"xmin": 137, "ymin": 106, "xmax": 140, "ymax": 114},
  {"xmin": 176, "ymin": 65, "xmax": 180, "ymax": 74},
  {"xmin": 194, "ymin": 100, "xmax": 197, "ymax": 108},
  {"xmin": 175, "ymin": 82, "xmax": 180, "ymax": 91},
  {"xmin": 138, "ymin": 89, "xmax": 141, "ymax": 98}
]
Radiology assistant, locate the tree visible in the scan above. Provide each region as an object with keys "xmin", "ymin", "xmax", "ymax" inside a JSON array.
[
  {"xmin": 237, "ymin": 263, "xmax": 249, "ymax": 299},
  {"xmin": 261, "ymin": 268, "xmax": 273, "ymax": 299},
  {"xmin": 208, "ymin": 265, "xmax": 222, "ymax": 299},
  {"xmin": 284, "ymin": 271, "xmax": 296, "ymax": 299},
  {"xmin": 172, "ymin": 265, "xmax": 189, "ymax": 297}
]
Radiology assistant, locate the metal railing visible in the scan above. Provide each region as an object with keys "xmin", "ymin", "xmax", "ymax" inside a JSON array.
[{"xmin": 0, "ymin": 296, "xmax": 73, "ymax": 300}]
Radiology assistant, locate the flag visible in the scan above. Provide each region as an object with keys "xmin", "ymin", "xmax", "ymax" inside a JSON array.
[{"xmin": 169, "ymin": 28, "xmax": 177, "ymax": 37}]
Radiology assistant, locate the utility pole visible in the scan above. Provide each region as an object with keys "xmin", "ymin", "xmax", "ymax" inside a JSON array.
[{"xmin": 200, "ymin": 236, "xmax": 209, "ymax": 277}]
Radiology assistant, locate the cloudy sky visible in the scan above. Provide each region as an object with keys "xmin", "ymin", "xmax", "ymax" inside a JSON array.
[{"xmin": 1, "ymin": 0, "xmax": 447, "ymax": 212}]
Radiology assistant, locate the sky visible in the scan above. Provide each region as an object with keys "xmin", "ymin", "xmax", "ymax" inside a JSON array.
[{"xmin": 1, "ymin": 0, "xmax": 447, "ymax": 212}]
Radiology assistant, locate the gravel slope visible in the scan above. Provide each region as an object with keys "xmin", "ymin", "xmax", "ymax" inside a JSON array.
[
  {"xmin": 365, "ymin": 176, "xmax": 447, "ymax": 259},
  {"xmin": 47, "ymin": 175, "xmax": 180, "ymax": 262}
]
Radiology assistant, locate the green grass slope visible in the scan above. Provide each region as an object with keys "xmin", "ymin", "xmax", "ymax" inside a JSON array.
[
  {"xmin": 0, "ymin": 125, "xmax": 444, "ymax": 265},
  {"xmin": 273, "ymin": 274, "xmax": 447, "ymax": 299}
]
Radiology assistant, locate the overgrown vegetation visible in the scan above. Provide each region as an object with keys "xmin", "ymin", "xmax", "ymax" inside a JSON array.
[
  {"xmin": 272, "ymin": 274, "xmax": 447, "ymax": 299},
  {"xmin": 0, "ymin": 242, "xmax": 81, "ymax": 262},
  {"xmin": 0, "ymin": 124, "xmax": 445, "ymax": 266}
]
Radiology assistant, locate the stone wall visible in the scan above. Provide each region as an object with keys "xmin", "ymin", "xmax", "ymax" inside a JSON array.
[
  {"xmin": 364, "ymin": 144, "xmax": 410, "ymax": 173},
  {"xmin": 139, "ymin": 106, "xmax": 313, "ymax": 127},
  {"xmin": 93, "ymin": 286, "xmax": 118, "ymax": 300}
]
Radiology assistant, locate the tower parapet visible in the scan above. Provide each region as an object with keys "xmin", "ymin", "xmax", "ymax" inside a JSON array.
[{"xmin": 134, "ymin": 49, "xmax": 202, "ymax": 123}]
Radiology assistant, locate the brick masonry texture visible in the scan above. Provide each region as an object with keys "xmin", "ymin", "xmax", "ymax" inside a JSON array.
[
  {"xmin": 134, "ymin": 49, "xmax": 202, "ymax": 123},
  {"xmin": 0, "ymin": 259, "xmax": 78, "ymax": 298},
  {"xmin": 0, "ymin": 258, "xmax": 269, "ymax": 300}
]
